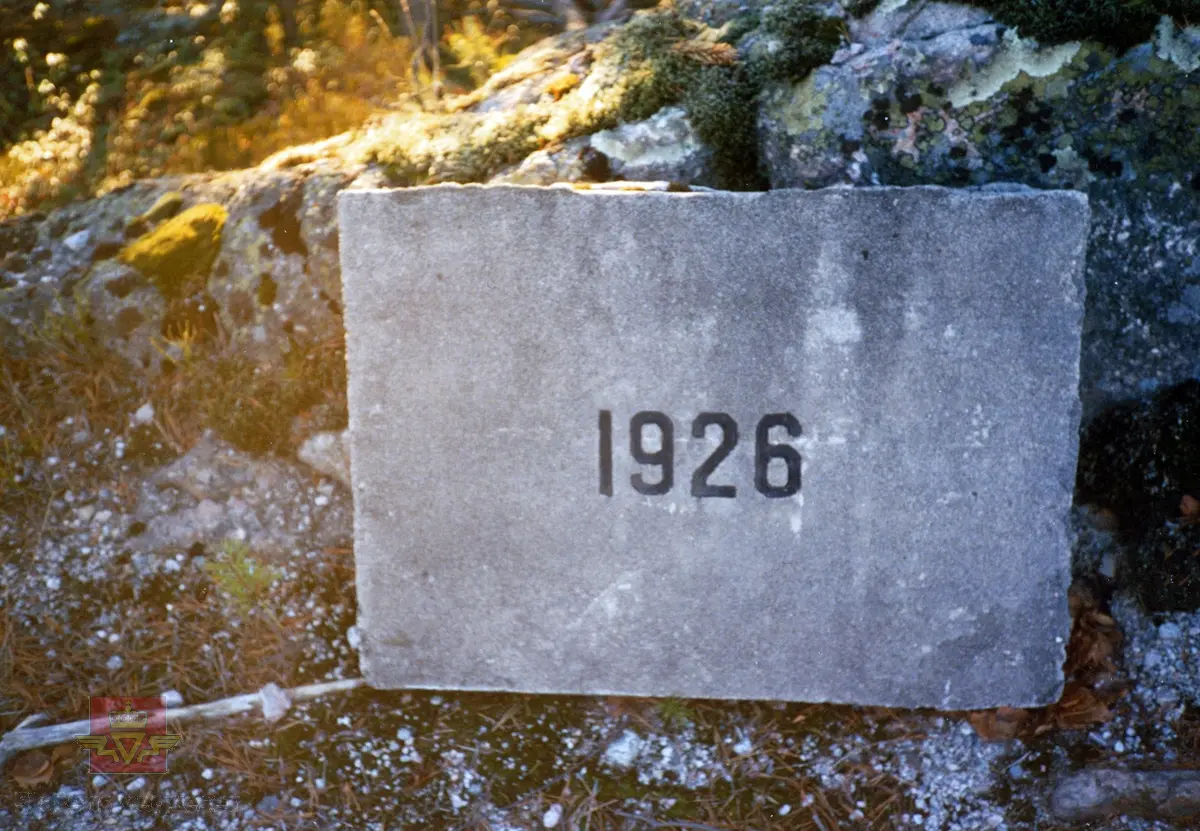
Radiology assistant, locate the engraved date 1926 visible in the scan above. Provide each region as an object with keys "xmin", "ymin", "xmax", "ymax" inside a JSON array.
[{"xmin": 598, "ymin": 411, "xmax": 801, "ymax": 499}]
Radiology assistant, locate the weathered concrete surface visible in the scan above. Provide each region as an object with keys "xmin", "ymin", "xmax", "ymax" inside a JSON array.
[{"xmin": 340, "ymin": 184, "xmax": 1088, "ymax": 708}]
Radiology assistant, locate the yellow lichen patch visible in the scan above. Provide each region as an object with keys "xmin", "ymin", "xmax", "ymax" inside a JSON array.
[
  {"xmin": 545, "ymin": 72, "xmax": 582, "ymax": 101},
  {"xmin": 119, "ymin": 202, "xmax": 228, "ymax": 298}
]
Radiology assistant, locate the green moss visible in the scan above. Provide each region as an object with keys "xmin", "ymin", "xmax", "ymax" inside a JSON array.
[
  {"xmin": 369, "ymin": 3, "xmax": 841, "ymax": 191},
  {"xmin": 683, "ymin": 66, "xmax": 764, "ymax": 189},
  {"xmin": 973, "ymin": 0, "xmax": 1198, "ymax": 49},
  {"xmin": 119, "ymin": 203, "xmax": 227, "ymax": 299},
  {"xmin": 744, "ymin": 0, "xmax": 845, "ymax": 84},
  {"xmin": 607, "ymin": 10, "xmax": 699, "ymax": 123}
]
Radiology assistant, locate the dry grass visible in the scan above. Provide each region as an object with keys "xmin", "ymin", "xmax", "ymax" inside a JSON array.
[{"xmin": 0, "ymin": 562, "xmax": 303, "ymax": 732}]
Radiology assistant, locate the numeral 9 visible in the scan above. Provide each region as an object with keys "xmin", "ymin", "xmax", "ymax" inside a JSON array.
[{"xmin": 630, "ymin": 411, "xmax": 674, "ymax": 495}]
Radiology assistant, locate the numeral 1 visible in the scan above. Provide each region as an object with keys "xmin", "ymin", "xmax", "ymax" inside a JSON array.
[{"xmin": 598, "ymin": 410, "xmax": 613, "ymax": 496}]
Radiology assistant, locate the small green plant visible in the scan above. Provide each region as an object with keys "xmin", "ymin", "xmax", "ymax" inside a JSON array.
[
  {"xmin": 656, "ymin": 697, "xmax": 696, "ymax": 729},
  {"xmin": 203, "ymin": 539, "xmax": 280, "ymax": 611}
]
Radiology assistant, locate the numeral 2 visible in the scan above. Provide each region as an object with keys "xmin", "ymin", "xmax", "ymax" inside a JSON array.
[{"xmin": 691, "ymin": 412, "xmax": 737, "ymax": 498}]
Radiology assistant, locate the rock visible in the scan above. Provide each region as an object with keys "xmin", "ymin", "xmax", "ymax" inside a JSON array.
[
  {"xmin": 207, "ymin": 170, "xmax": 352, "ymax": 361},
  {"xmin": 341, "ymin": 184, "xmax": 1086, "ymax": 708},
  {"xmin": 603, "ymin": 730, "xmax": 644, "ymax": 768},
  {"xmin": 1049, "ymin": 768, "xmax": 1200, "ymax": 823},
  {"xmin": 296, "ymin": 430, "xmax": 351, "ymax": 489},
  {"xmin": 62, "ymin": 229, "xmax": 91, "ymax": 253},
  {"xmin": 131, "ymin": 431, "xmax": 352, "ymax": 561},
  {"xmin": 490, "ymin": 137, "xmax": 599, "ymax": 185},
  {"xmin": 119, "ymin": 203, "xmax": 228, "ymax": 299},
  {"xmin": 258, "ymin": 683, "xmax": 292, "ymax": 723},
  {"xmin": 760, "ymin": 4, "xmax": 1197, "ymax": 192},
  {"xmin": 136, "ymin": 190, "xmax": 184, "ymax": 226},
  {"xmin": 0, "ymin": 212, "xmax": 43, "ymax": 258},
  {"xmin": 588, "ymin": 106, "xmax": 713, "ymax": 184},
  {"xmin": 757, "ymin": 2, "xmax": 1200, "ymax": 420},
  {"xmin": 72, "ymin": 260, "xmax": 165, "ymax": 370}
]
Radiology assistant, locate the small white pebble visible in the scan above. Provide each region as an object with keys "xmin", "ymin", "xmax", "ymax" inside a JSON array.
[
  {"xmin": 201, "ymin": 768, "xmax": 214, "ymax": 781},
  {"xmin": 133, "ymin": 403, "xmax": 155, "ymax": 425},
  {"xmin": 45, "ymin": 576, "xmax": 61, "ymax": 591},
  {"xmin": 779, "ymin": 804, "xmax": 792, "ymax": 816},
  {"xmin": 542, "ymin": 803, "xmax": 563, "ymax": 828},
  {"xmin": 105, "ymin": 655, "xmax": 124, "ymax": 671},
  {"xmin": 162, "ymin": 690, "xmax": 184, "ymax": 708},
  {"xmin": 91, "ymin": 775, "xmax": 107, "ymax": 788},
  {"xmin": 314, "ymin": 494, "xmax": 329, "ymax": 507},
  {"xmin": 126, "ymin": 777, "xmax": 146, "ymax": 792}
]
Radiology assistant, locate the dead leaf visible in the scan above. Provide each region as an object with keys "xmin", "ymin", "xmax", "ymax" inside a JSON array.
[
  {"xmin": 9, "ymin": 750, "xmax": 53, "ymax": 788},
  {"xmin": 972, "ymin": 581, "xmax": 1122, "ymax": 741},
  {"xmin": 1048, "ymin": 684, "xmax": 1113, "ymax": 730},
  {"xmin": 1183, "ymin": 494, "xmax": 1200, "ymax": 522},
  {"xmin": 969, "ymin": 707, "xmax": 1032, "ymax": 741}
]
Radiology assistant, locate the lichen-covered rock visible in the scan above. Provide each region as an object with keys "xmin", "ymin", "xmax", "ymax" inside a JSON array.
[
  {"xmin": 72, "ymin": 261, "xmax": 164, "ymax": 371},
  {"xmin": 758, "ymin": 2, "xmax": 1200, "ymax": 418},
  {"xmin": 490, "ymin": 106, "xmax": 714, "ymax": 185},
  {"xmin": 206, "ymin": 168, "xmax": 353, "ymax": 362},
  {"xmin": 589, "ymin": 106, "xmax": 715, "ymax": 183},
  {"xmin": 489, "ymin": 137, "xmax": 601, "ymax": 185},
  {"xmin": 119, "ymin": 202, "xmax": 228, "ymax": 299},
  {"xmin": 124, "ymin": 190, "xmax": 184, "ymax": 237},
  {"xmin": 760, "ymin": 6, "xmax": 1198, "ymax": 191}
]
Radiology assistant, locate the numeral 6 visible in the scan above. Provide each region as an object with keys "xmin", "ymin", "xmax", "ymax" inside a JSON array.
[{"xmin": 754, "ymin": 413, "xmax": 802, "ymax": 498}]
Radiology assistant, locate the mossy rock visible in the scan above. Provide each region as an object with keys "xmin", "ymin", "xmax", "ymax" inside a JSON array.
[{"xmin": 119, "ymin": 203, "xmax": 228, "ymax": 299}]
